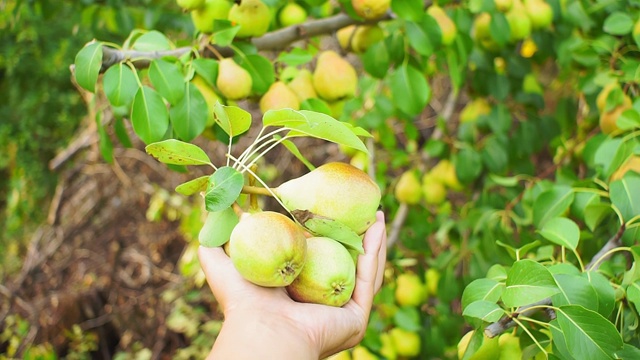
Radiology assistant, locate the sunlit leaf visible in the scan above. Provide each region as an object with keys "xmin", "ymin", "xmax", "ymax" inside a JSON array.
[
  {"xmin": 199, "ymin": 207, "xmax": 239, "ymax": 247},
  {"xmin": 556, "ymin": 305, "xmax": 623, "ymax": 360},
  {"xmin": 146, "ymin": 139, "xmax": 212, "ymax": 166},
  {"xmin": 175, "ymin": 176, "xmax": 210, "ymax": 196},
  {"xmin": 204, "ymin": 167, "xmax": 244, "ymax": 212},
  {"xmin": 502, "ymin": 259, "xmax": 559, "ymax": 308},
  {"xmin": 131, "ymin": 86, "xmax": 170, "ymax": 144},
  {"xmin": 292, "ymin": 210, "xmax": 364, "ymax": 254},
  {"xmin": 74, "ymin": 42, "xmax": 103, "ymax": 92}
]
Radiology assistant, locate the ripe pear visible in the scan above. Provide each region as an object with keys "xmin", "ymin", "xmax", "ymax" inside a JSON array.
[
  {"xmin": 216, "ymin": 58, "xmax": 252, "ymax": 100},
  {"xmin": 352, "ymin": 346, "xmax": 377, "ymax": 360},
  {"xmin": 228, "ymin": 0, "xmax": 271, "ymax": 38},
  {"xmin": 389, "ymin": 328, "xmax": 421, "ymax": 357},
  {"xmin": 427, "ymin": 5, "xmax": 457, "ymax": 46},
  {"xmin": 286, "ymin": 237, "xmax": 356, "ymax": 307},
  {"xmin": 431, "ymin": 160, "xmax": 463, "ymax": 190},
  {"xmin": 191, "ymin": 0, "xmax": 233, "ymax": 33},
  {"xmin": 524, "ymin": 0, "xmax": 553, "ymax": 29},
  {"xmin": 351, "ymin": 0, "xmax": 390, "ymax": 20},
  {"xmin": 191, "ymin": 75, "xmax": 221, "ymax": 126},
  {"xmin": 380, "ymin": 332, "xmax": 398, "ymax": 360},
  {"xmin": 313, "ymin": 51, "xmax": 357, "ymax": 101},
  {"xmin": 395, "ymin": 171, "xmax": 422, "ymax": 205},
  {"xmin": 259, "ymin": 81, "xmax": 300, "ymax": 113},
  {"xmin": 279, "ymin": 2, "xmax": 307, "ymax": 27},
  {"xmin": 286, "ymin": 69, "xmax": 317, "ymax": 102},
  {"xmin": 337, "ymin": 25, "xmax": 384, "ymax": 53},
  {"xmin": 178, "ymin": 0, "xmax": 206, "ymax": 11},
  {"xmin": 422, "ymin": 174, "xmax": 447, "ymax": 205},
  {"xmin": 395, "ymin": 272, "xmax": 427, "ymax": 307},
  {"xmin": 228, "ymin": 211, "xmax": 307, "ymax": 287},
  {"xmin": 275, "ymin": 162, "xmax": 381, "ymax": 234},
  {"xmin": 472, "ymin": 12, "xmax": 492, "ymax": 40},
  {"xmin": 611, "ymin": 156, "xmax": 640, "ymax": 181},
  {"xmin": 425, "ymin": 268, "xmax": 440, "ymax": 296}
]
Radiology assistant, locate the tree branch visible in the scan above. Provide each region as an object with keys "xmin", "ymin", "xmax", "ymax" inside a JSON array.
[
  {"xmin": 99, "ymin": 12, "xmax": 392, "ymax": 72},
  {"xmin": 484, "ymin": 224, "xmax": 627, "ymax": 338}
]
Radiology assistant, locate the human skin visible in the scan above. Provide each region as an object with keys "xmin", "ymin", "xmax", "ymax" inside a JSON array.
[{"xmin": 198, "ymin": 211, "xmax": 387, "ymax": 359}]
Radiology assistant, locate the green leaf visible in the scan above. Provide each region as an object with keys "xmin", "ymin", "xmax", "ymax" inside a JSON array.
[
  {"xmin": 502, "ymin": 259, "xmax": 559, "ymax": 308},
  {"xmin": 278, "ymin": 137, "xmax": 316, "ymax": 171},
  {"xmin": 462, "ymin": 300, "xmax": 504, "ymax": 323},
  {"xmin": 74, "ymin": 42, "xmax": 103, "ymax": 93},
  {"xmin": 389, "ymin": 64, "xmax": 431, "ymax": 116},
  {"xmin": 455, "ymin": 147, "xmax": 483, "ymax": 184},
  {"xmin": 204, "ymin": 167, "xmax": 244, "ymax": 212},
  {"xmin": 276, "ymin": 48, "xmax": 313, "ymax": 66},
  {"xmin": 192, "ymin": 58, "xmax": 219, "ymax": 88},
  {"xmin": 461, "ymin": 278, "xmax": 505, "ymax": 310},
  {"xmin": 556, "ymin": 305, "xmax": 623, "ymax": 360},
  {"xmin": 292, "ymin": 210, "xmax": 364, "ymax": 254},
  {"xmin": 406, "ymin": 20, "xmax": 435, "ymax": 56},
  {"xmin": 114, "ymin": 117, "xmax": 133, "ymax": 148},
  {"xmin": 175, "ymin": 176, "xmax": 210, "ymax": 196},
  {"xmin": 583, "ymin": 271, "xmax": 615, "ymax": 318},
  {"xmin": 149, "ymin": 59, "xmax": 185, "ymax": 105},
  {"xmin": 262, "ymin": 108, "xmax": 307, "ymax": 127},
  {"xmin": 213, "ymin": 103, "xmax": 252, "ymax": 138},
  {"xmin": 170, "ymin": 82, "xmax": 208, "ymax": 142},
  {"xmin": 198, "ymin": 207, "xmax": 239, "ymax": 247},
  {"xmin": 603, "ymin": 12, "xmax": 634, "ymax": 35},
  {"xmin": 103, "ymin": 63, "xmax": 139, "ymax": 107},
  {"xmin": 551, "ymin": 274, "xmax": 598, "ymax": 311},
  {"xmin": 95, "ymin": 112, "xmax": 113, "ymax": 164},
  {"xmin": 614, "ymin": 344, "xmax": 640, "ymax": 360},
  {"xmin": 145, "ymin": 139, "xmax": 212, "ymax": 166},
  {"xmin": 481, "ymin": 135, "xmax": 508, "ymax": 173},
  {"xmin": 618, "ymin": 108, "xmax": 640, "ymax": 130},
  {"xmin": 393, "ymin": 306, "xmax": 422, "ymax": 331},
  {"xmin": 489, "ymin": 174, "xmax": 519, "ymax": 187},
  {"xmin": 239, "ymin": 54, "xmax": 275, "ymax": 95},
  {"xmin": 131, "ymin": 86, "xmax": 170, "ymax": 144},
  {"xmin": 391, "ymin": 0, "xmax": 424, "ymax": 21},
  {"xmin": 584, "ymin": 203, "xmax": 613, "ymax": 231},
  {"xmin": 538, "ymin": 217, "xmax": 580, "ymax": 250},
  {"xmin": 212, "ymin": 20, "xmax": 240, "ymax": 47},
  {"xmin": 362, "ymin": 42, "xmax": 390, "ymax": 79},
  {"xmin": 609, "ymin": 172, "xmax": 640, "ymax": 222},
  {"xmin": 489, "ymin": 12, "xmax": 510, "ymax": 46},
  {"xmin": 622, "ymin": 246, "xmax": 640, "ymax": 286},
  {"xmin": 287, "ymin": 110, "xmax": 370, "ymax": 154},
  {"xmin": 532, "ymin": 185, "xmax": 575, "ymax": 228},
  {"xmin": 300, "ymin": 98, "xmax": 332, "ymax": 116},
  {"xmin": 132, "ymin": 30, "xmax": 172, "ymax": 51},
  {"xmin": 627, "ymin": 281, "xmax": 640, "ymax": 313}
]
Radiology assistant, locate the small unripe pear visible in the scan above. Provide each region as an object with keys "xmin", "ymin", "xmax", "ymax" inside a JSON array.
[
  {"xmin": 178, "ymin": 0, "xmax": 206, "ymax": 11},
  {"xmin": 425, "ymin": 268, "xmax": 440, "ymax": 296},
  {"xmin": 259, "ymin": 81, "xmax": 300, "ymax": 113},
  {"xmin": 395, "ymin": 171, "xmax": 423, "ymax": 205},
  {"xmin": 422, "ymin": 175, "xmax": 447, "ymax": 205},
  {"xmin": 191, "ymin": 0, "xmax": 233, "ymax": 33},
  {"xmin": 351, "ymin": 0, "xmax": 390, "ymax": 20},
  {"xmin": 473, "ymin": 13, "xmax": 492, "ymax": 40},
  {"xmin": 390, "ymin": 328, "xmax": 421, "ymax": 357},
  {"xmin": 427, "ymin": 5, "xmax": 457, "ymax": 46},
  {"xmin": 275, "ymin": 162, "xmax": 381, "ymax": 234},
  {"xmin": 228, "ymin": 0, "xmax": 271, "ymax": 38},
  {"xmin": 216, "ymin": 58, "xmax": 252, "ymax": 100},
  {"xmin": 286, "ymin": 69, "xmax": 317, "ymax": 101},
  {"xmin": 286, "ymin": 237, "xmax": 356, "ymax": 307},
  {"xmin": 313, "ymin": 51, "xmax": 357, "ymax": 101},
  {"xmin": 337, "ymin": 25, "xmax": 384, "ymax": 53},
  {"xmin": 228, "ymin": 211, "xmax": 307, "ymax": 287},
  {"xmin": 506, "ymin": 9, "xmax": 531, "ymax": 41},
  {"xmin": 395, "ymin": 272, "xmax": 427, "ymax": 306},
  {"xmin": 524, "ymin": 0, "xmax": 553, "ymax": 29},
  {"xmin": 279, "ymin": 2, "xmax": 307, "ymax": 27}
]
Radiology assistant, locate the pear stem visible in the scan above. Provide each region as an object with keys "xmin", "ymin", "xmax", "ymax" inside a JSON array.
[
  {"xmin": 228, "ymin": 154, "xmax": 289, "ymax": 214},
  {"xmin": 241, "ymin": 185, "xmax": 274, "ymax": 197}
]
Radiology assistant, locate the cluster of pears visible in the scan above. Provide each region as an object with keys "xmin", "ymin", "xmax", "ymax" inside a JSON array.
[
  {"xmin": 394, "ymin": 160, "xmax": 462, "ymax": 207},
  {"xmin": 472, "ymin": 0, "xmax": 553, "ymax": 51},
  {"xmin": 181, "ymin": 0, "xmax": 271, "ymax": 36},
  {"xmin": 596, "ymin": 82, "xmax": 632, "ymax": 135},
  {"xmin": 259, "ymin": 50, "xmax": 358, "ymax": 114},
  {"xmin": 457, "ymin": 330, "xmax": 526, "ymax": 360},
  {"xmin": 223, "ymin": 162, "xmax": 381, "ymax": 307}
]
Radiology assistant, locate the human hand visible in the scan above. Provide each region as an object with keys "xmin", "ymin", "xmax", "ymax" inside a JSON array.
[{"xmin": 198, "ymin": 211, "xmax": 387, "ymax": 359}]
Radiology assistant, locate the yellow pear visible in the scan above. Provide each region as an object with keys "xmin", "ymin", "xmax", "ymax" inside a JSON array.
[
  {"xmin": 425, "ymin": 268, "xmax": 440, "ymax": 296},
  {"xmin": 389, "ymin": 328, "xmax": 421, "ymax": 357},
  {"xmin": 352, "ymin": 346, "xmax": 377, "ymax": 360},
  {"xmin": 259, "ymin": 81, "xmax": 300, "ymax": 113},
  {"xmin": 351, "ymin": 0, "xmax": 390, "ymax": 20},
  {"xmin": 191, "ymin": 75, "xmax": 221, "ymax": 126},
  {"xmin": 349, "ymin": 151, "xmax": 369, "ymax": 172},
  {"xmin": 596, "ymin": 83, "xmax": 630, "ymax": 112},
  {"xmin": 228, "ymin": 211, "xmax": 307, "ymax": 287},
  {"xmin": 460, "ymin": 98, "xmax": 491, "ymax": 123},
  {"xmin": 422, "ymin": 174, "xmax": 447, "ymax": 205},
  {"xmin": 380, "ymin": 332, "xmax": 398, "ymax": 360},
  {"xmin": 190, "ymin": 0, "xmax": 233, "ymax": 33},
  {"xmin": 216, "ymin": 58, "xmax": 252, "ymax": 100},
  {"xmin": 275, "ymin": 162, "xmax": 381, "ymax": 234},
  {"xmin": 313, "ymin": 51, "xmax": 357, "ymax": 101},
  {"xmin": 286, "ymin": 69, "xmax": 317, "ymax": 102},
  {"xmin": 337, "ymin": 25, "xmax": 384, "ymax": 53},
  {"xmin": 431, "ymin": 160, "xmax": 463, "ymax": 190},
  {"xmin": 506, "ymin": 8, "xmax": 531, "ymax": 41},
  {"xmin": 326, "ymin": 350, "xmax": 352, "ymax": 360},
  {"xmin": 427, "ymin": 5, "xmax": 457, "ymax": 46},
  {"xmin": 228, "ymin": 0, "xmax": 271, "ymax": 38},
  {"xmin": 611, "ymin": 155, "xmax": 640, "ymax": 181},
  {"xmin": 395, "ymin": 170, "xmax": 423, "ymax": 205},
  {"xmin": 395, "ymin": 272, "xmax": 427, "ymax": 307},
  {"xmin": 286, "ymin": 237, "xmax": 356, "ymax": 307},
  {"xmin": 600, "ymin": 104, "xmax": 631, "ymax": 134}
]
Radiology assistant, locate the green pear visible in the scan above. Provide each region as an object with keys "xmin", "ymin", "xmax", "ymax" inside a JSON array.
[
  {"xmin": 524, "ymin": 0, "xmax": 553, "ymax": 29},
  {"xmin": 351, "ymin": 0, "xmax": 390, "ymax": 20},
  {"xmin": 458, "ymin": 331, "xmax": 501, "ymax": 359},
  {"xmin": 228, "ymin": 0, "xmax": 271, "ymax": 38},
  {"xmin": 313, "ymin": 51, "xmax": 357, "ymax": 101},
  {"xmin": 389, "ymin": 328, "xmax": 421, "ymax": 357},
  {"xmin": 380, "ymin": 332, "xmax": 398, "ymax": 360},
  {"xmin": 279, "ymin": 2, "xmax": 307, "ymax": 27},
  {"xmin": 216, "ymin": 58, "xmax": 253, "ymax": 100},
  {"xmin": 286, "ymin": 237, "xmax": 356, "ymax": 307},
  {"xmin": 395, "ymin": 272, "xmax": 427, "ymax": 307},
  {"xmin": 286, "ymin": 69, "xmax": 317, "ymax": 101},
  {"xmin": 498, "ymin": 333, "xmax": 522, "ymax": 360},
  {"xmin": 178, "ymin": 0, "xmax": 206, "ymax": 10},
  {"xmin": 191, "ymin": 0, "xmax": 233, "ymax": 33},
  {"xmin": 395, "ymin": 170, "xmax": 422, "ymax": 205},
  {"xmin": 228, "ymin": 211, "xmax": 307, "ymax": 287},
  {"xmin": 337, "ymin": 25, "xmax": 384, "ymax": 53},
  {"xmin": 259, "ymin": 81, "xmax": 300, "ymax": 113},
  {"xmin": 191, "ymin": 75, "xmax": 221, "ymax": 126},
  {"xmin": 425, "ymin": 268, "xmax": 440, "ymax": 296},
  {"xmin": 427, "ymin": 5, "xmax": 457, "ymax": 46},
  {"xmin": 275, "ymin": 162, "xmax": 381, "ymax": 234},
  {"xmin": 506, "ymin": 8, "xmax": 531, "ymax": 41}
]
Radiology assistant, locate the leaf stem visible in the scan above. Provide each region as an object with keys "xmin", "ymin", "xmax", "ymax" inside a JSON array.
[
  {"xmin": 510, "ymin": 317, "xmax": 548, "ymax": 357},
  {"xmin": 235, "ymin": 127, "xmax": 290, "ymax": 167},
  {"xmin": 587, "ymin": 246, "xmax": 632, "ymax": 271}
]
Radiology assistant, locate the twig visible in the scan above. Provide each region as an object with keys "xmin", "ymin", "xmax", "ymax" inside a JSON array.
[{"xmin": 386, "ymin": 203, "xmax": 409, "ymax": 249}]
